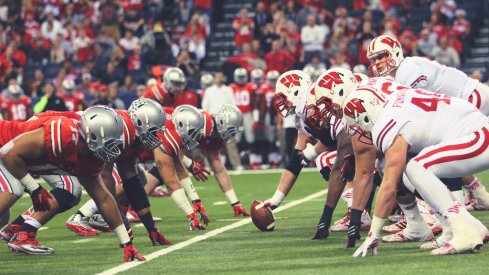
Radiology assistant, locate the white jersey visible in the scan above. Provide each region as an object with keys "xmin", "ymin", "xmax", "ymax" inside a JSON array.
[
  {"xmin": 373, "ymin": 88, "xmax": 488, "ymax": 154},
  {"xmin": 395, "ymin": 56, "xmax": 479, "ymax": 100}
]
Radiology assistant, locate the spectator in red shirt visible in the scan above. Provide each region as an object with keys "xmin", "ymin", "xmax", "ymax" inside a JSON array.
[
  {"xmin": 128, "ymin": 46, "xmax": 142, "ymax": 71},
  {"xmin": 232, "ymin": 8, "xmax": 255, "ymax": 47},
  {"xmin": 265, "ymin": 39, "xmax": 296, "ymax": 73}
]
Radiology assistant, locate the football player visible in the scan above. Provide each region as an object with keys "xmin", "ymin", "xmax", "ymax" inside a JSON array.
[
  {"xmin": 58, "ymin": 79, "xmax": 86, "ymax": 112},
  {"xmin": 1, "ymin": 84, "xmax": 31, "ymax": 121},
  {"xmin": 344, "ymin": 86, "xmax": 489, "ymax": 256},
  {"xmin": 0, "ymin": 107, "xmax": 144, "ymax": 260},
  {"xmin": 143, "ymin": 67, "xmax": 187, "ymax": 107},
  {"xmin": 367, "ymin": 34, "xmax": 489, "ymax": 211}
]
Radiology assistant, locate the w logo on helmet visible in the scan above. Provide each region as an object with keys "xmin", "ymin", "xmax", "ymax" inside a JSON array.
[
  {"xmin": 317, "ymin": 72, "xmax": 343, "ymax": 90},
  {"xmin": 343, "ymin": 98, "xmax": 366, "ymax": 120},
  {"xmin": 280, "ymin": 73, "xmax": 301, "ymax": 88}
]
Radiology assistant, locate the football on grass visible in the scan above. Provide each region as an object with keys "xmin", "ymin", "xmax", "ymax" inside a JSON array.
[{"xmin": 250, "ymin": 200, "xmax": 275, "ymax": 231}]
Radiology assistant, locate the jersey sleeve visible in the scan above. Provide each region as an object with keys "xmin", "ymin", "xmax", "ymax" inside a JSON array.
[
  {"xmin": 157, "ymin": 121, "xmax": 182, "ymax": 158},
  {"xmin": 42, "ymin": 118, "xmax": 78, "ymax": 163},
  {"xmin": 373, "ymin": 117, "xmax": 409, "ymax": 154}
]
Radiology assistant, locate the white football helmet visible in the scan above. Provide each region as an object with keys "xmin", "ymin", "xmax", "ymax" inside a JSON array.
[
  {"xmin": 273, "ymin": 70, "xmax": 312, "ymax": 117},
  {"xmin": 234, "ymin": 68, "xmax": 248, "ymax": 84},
  {"xmin": 172, "ymin": 104, "xmax": 204, "ymax": 150},
  {"xmin": 163, "ymin": 67, "xmax": 186, "ymax": 94},
  {"xmin": 342, "ymin": 87, "xmax": 386, "ymax": 142},
  {"xmin": 266, "ymin": 70, "xmax": 279, "ymax": 88},
  {"xmin": 303, "ymin": 84, "xmax": 323, "ymax": 131},
  {"xmin": 200, "ymin": 73, "xmax": 214, "ymax": 90},
  {"xmin": 352, "ymin": 64, "xmax": 367, "ymax": 75},
  {"xmin": 213, "ymin": 104, "xmax": 244, "ymax": 143},
  {"xmin": 250, "ymin": 68, "xmax": 264, "ymax": 85},
  {"xmin": 62, "ymin": 79, "xmax": 76, "ymax": 96},
  {"xmin": 78, "ymin": 106, "xmax": 124, "ymax": 162},
  {"xmin": 312, "ymin": 67, "xmax": 326, "ymax": 82},
  {"xmin": 313, "ymin": 68, "xmax": 358, "ymax": 124},
  {"xmin": 128, "ymin": 98, "xmax": 166, "ymax": 150},
  {"xmin": 367, "ymin": 35, "xmax": 404, "ymax": 77},
  {"xmin": 354, "ymin": 73, "xmax": 369, "ymax": 85}
]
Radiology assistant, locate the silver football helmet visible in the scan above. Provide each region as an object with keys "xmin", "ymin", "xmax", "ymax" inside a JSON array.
[
  {"xmin": 128, "ymin": 98, "xmax": 166, "ymax": 151},
  {"xmin": 200, "ymin": 73, "xmax": 214, "ymax": 90},
  {"xmin": 163, "ymin": 67, "xmax": 186, "ymax": 94},
  {"xmin": 7, "ymin": 84, "xmax": 22, "ymax": 100},
  {"xmin": 78, "ymin": 106, "xmax": 124, "ymax": 162},
  {"xmin": 234, "ymin": 68, "xmax": 248, "ymax": 84},
  {"xmin": 172, "ymin": 105, "xmax": 204, "ymax": 150},
  {"xmin": 62, "ymin": 79, "xmax": 76, "ymax": 96},
  {"xmin": 213, "ymin": 104, "xmax": 244, "ymax": 144},
  {"xmin": 250, "ymin": 68, "xmax": 264, "ymax": 85}
]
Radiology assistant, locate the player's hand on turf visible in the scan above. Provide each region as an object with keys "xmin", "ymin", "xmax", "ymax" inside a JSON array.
[
  {"xmin": 233, "ymin": 205, "xmax": 250, "ymax": 217},
  {"xmin": 340, "ymin": 154, "xmax": 355, "ymax": 183},
  {"xmin": 30, "ymin": 186, "xmax": 53, "ymax": 212},
  {"xmin": 193, "ymin": 201, "xmax": 210, "ymax": 225},
  {"xmin": 121, "ymin": 242, "xmax": 146, "ymax": 262},
  {"xmin": 353, "ymin": 232, "xmax": 378, "ymax": 257},
  {"xmin": 310, "ymin": 222, "xmax": 329, "ymax": 240},
  {"xmin": 187, "ymin": 213, "xmax": 206, "ymax": 230},
  {"xmin": 149, "ymin": 230, "xmax": 172, "ymax": 246},
  {"xmin": 188, "ymin": 159, "xmax": 211, "ymax": 182},
  {"xmin": 345, "ymin": 224, "xmax": 361, "ymax": 248}
]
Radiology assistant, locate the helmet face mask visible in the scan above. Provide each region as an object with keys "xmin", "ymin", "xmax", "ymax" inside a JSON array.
[
  {"xmin": 273, "ymin": 70, "xmax": 312, "ymax": 118},
  {"xmin": 367, "ymin": 35, "xmax": 404, "ymax": 77},
  {"xmin": 234, "ymin": 68, "xmax": 248, "ymax": 85},
  {"xmin": 251, "ymin": 68, "xmax": 264, "ymax": 85},
  {"xmin": 128, "ymin": 98, "xmax": 166, "ymax": 151},
  {"xmin": 266, "ymin": 70, "xmax": 279, "ymax": 88},
  {"xmin": 8, "ymin": 85, "xmax": 21, "ymax": 101},
  {"xmin": 213, "ymin": 104, "xmax": 244, "ymax": 143},
  {"xmin": 63, "ymin": 79, "xmax": 76, "ymax": 96},
  {"xmin": 164, "ymin": 67, "xmax": 186, "ymax": 94}
]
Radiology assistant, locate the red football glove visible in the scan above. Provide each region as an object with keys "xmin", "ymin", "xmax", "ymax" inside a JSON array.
[
  {"xmin": 340, "ymin": 154, "xmax": 355, "ymax": 183},
  {"xmin": 188, "ymin": 159, "xmax": 211, "ymax": 181},
  {"xmin": 149, "ymin": 230, "xmax": 172, "ymax": 246},
  {"xmin": 193, "ymin": 201, "xmax": 210, "ymax": 225},
  {"xmin": 233, "ymin": 205, "xmax": 250, "ymax": 217},
  {"xmin": 121, "ymin": 243, "xmax": 146, "ymax": 262},
  {"xmin": 30, "ymin": 186, "xmax": 53, "ymax": 212},
  {"xmin": 187, "ymin": 213, "xmax": 206, "ymax": 230}
]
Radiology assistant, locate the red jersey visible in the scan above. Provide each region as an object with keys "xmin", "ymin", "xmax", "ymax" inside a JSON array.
[
  {"xmin": 2, "ymin": 96, "xmax": 31, "ymax": 121},
  {"xmin": 230, "ymin": 83, "xmax": 255, "ymax": 113},
  {"xmin": 143, "ymin": 84, "xmax": 174, "ymax": 107},
  {"xmin": 0, "ymin": 117, "xmax": 104, "ymax": 176},
  {"xmin": 257, "ymin": 83, "xmax": 275, "ymax": 112},
  {"xmin": 174, "ymin": 90, "xmax": 199, "ymax": 108},
  {"xmin": 58, "ymin": 93, "xmax": 83, "ymax": 112},
  {"xmin": 158, "ymin": 107, "xmax": 183, "ymax": 158}
]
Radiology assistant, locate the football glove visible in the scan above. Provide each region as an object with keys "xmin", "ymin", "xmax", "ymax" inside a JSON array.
[
  {"xmin": 340, "ymin": 154, "xmax": 355, "ymax": 183},
  {"xmin": 149, "ymin": 230, "xmax": 172, "ymax": 246},
  {"xmin": 121, "ymin": 242, "xmax": 146, "ymax": 262},
  {"xmin": 30, "ymin": 186, "xmax": 53, "ymax": 212},
  {"xmin": 187, "ymin": 213, "xmax": 206, "ymax": 231},
  {"xmin": 193, "ymin": 201, "xmax": 210, "ymax": 225},
  {"xmin": 345, "ymin": 224, "xmax": 361, "ymax": 248},
  {"xmin": 188, "ymin": 159, "xmax": 211, "ymax": 182},
  {"xmin": 233, "ymin": 205, "xmax": 250, "ymax": 217},
  {"xmin": 353, "ymin": 232, "xmax": 378, "ymax": 257},
  {"xmin": 310, "ymin": 222, "xmax": 329, "ymax": 240}
]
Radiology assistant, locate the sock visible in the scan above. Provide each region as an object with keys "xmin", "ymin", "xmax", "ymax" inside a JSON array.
[
  {"xmin": 225, "ymin": 189, "xmax": 239, "ymax": 205},
  {"xmin": 466, "ymin": 177, "xmax": 489, "ymax": 201},
  {"xmin": 78, "ymin": 199, "xmax": 98, "ymax": 218},
  {"xmin": 465, "ymin": 177, "xmax": 482, "ymax": 192},
  {"xmin": 451, "ymin": 190, "xmax": 464, "ymax": 205},
  {"xmin": 341, "ymin": 188, "xmax": 353, "ymax": 208},
  {"xmin": 21, "ymin": 217, "xmax": 42, "ymax": 233},
  {"xmin": 12, "ymin": 215, "xmax": 26, "ymax": 226},
  {"xmin": 398, "ymin": 201, "xmax": 430, "ymax": 232},
  {"xmin": 434, "ymin": 211, "xmax": 452, "ymax": 244},
  {"xmin": 138, "ymin": 212, "xmax": 156, "ymax": 233},
  {"xmin": 171, "ymin": 188, "xmax": 194, "ymax": 215},
  {"xmin": 180, "ymin": 177, "xmax": 200, "ymax": 202}
]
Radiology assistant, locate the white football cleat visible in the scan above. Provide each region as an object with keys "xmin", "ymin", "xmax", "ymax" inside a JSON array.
[
  {"xmin": 383, "ymin": 216, "xmax": 407, "ymax": 234},
  {"xmin": 383, "ymin": 228, "xmax": 434, "ymax": 243},
  {"xmin": 330, "ymin": 209, "xmax": 371, "ymax": 232}
]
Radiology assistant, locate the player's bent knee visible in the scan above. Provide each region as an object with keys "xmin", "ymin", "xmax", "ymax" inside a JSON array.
[
  {"xmin": 441, "ymin": 178, "xmax": 463, "ymax": 191},
  {"xmin": 123, "ymin": 175, "xmax": 150, "ymax": 211},
  {"xmin": 51, "ymin": 188, "xmax": 79, "ymax": 212},
  {"xmin": 285, "ymin": 149, "xmax": 303, "ymax": 176}
]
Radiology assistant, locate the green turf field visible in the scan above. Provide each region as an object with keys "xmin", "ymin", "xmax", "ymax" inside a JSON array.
[{"xmin": 1, "ymin": 170, "xmax": 488, "ymax": 275}]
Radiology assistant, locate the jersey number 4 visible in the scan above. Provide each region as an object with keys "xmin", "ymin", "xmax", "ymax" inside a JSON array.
[{"xmin": 411, "ymin": 90, "xmax": 450, "ymax": 112}]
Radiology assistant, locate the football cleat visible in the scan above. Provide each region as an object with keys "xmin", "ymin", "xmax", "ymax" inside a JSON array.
[
  {"xmin": 388, "ymin": 214, "xmax": 402, "ymax": 224},
  {"xmin": 331, "ymin": 209, "xmax": 371, "ymax": 232},
  {"xmin": 430, "ymin": 242, "xmax": 483, "ymax": 255},
  {"xmin": 383, "ymin": 216, "xmax": 407, "ymax": 234},
  {"xmin": 382, "ymin": 229, "xmax": 434, "ymax": 243},
  {"xmin": 126, "ymin": 209, "xmax": 141, "ymax": 223},
  {"xmin": 148, "ymin": 230, "xmax": 172, "ymax": 246},
  {"xmin": 0, "ymin": 224, "xmax": 21, "ymax": 242},
  {"xmin": 88, "ymin": 214, "xmax": 112, "ymax": 232},
  {"xmin": 150, "ymin": 186, "xmax": 171, "ymax": 197},
  {"xmin": 66, "ymin": 214, "xmax": 100, "ymax": 236},
  {"xmin": 233, "ymin": 205, "xmax": 250, "ymax": 217},
  {"xmin": 8, "ymin": 231, "xmax": 54, "ymax": 255}
]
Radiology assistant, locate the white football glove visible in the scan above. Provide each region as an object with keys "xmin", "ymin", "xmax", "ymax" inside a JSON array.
[{"xmin": 353, "ymin": 232, "xmax": 379, "ymax": 257}]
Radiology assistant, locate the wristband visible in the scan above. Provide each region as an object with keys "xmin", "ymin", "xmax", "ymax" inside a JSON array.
[
  {"xmin": 114, "ymin": 224, "xmax": 131, "ymax": 245},
  {"xmin": 302, "ymin": 143, "xmax": 319, "ymax": 161},
  {"xmin": 182, "ymin": 155, "xmax": 193, "ymax": 169},
  {"xmin": 20, "ymin": 174, "xmax": 40, "ymax": 194},
  {"xmin": 369, "ymin": 216, "xmax": 387, "ymax": 238}
]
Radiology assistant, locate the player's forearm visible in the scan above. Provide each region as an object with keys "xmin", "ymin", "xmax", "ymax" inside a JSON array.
[
  {"xmin": 213, "ymin": 164, "xmax": 232, "ymax": 193},
  {"xmin": 277, "ymin": 170, "xmax": 298, "ymax": 196},
  {"xmin": 325, "ymin": 166, "xmax": 347, "ymax": 209},
  {"xmin": 373, "ymin": 180, "xmax": 398, "ymax": 220},
  {"xmin": 2, "ymin": 152, "xmax": 29, "ymax": 180},
  {"xmin": 351, "ymin": 173, "xmax": 374, "ymax": 210}
]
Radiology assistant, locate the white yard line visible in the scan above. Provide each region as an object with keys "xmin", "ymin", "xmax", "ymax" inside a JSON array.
[{"xmin": 96, "ymin": 188, "xmax": 328, "ymax": 275}]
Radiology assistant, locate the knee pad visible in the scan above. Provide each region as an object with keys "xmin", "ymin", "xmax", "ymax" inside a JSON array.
[
  {"xmin": 441, "ymin": 178, "xmax": 463, "ymax": 191},
  {"xmin": 148, "ymin": 166, "xmax": 164, "ymax": 184},
  {"xmin": 285, "ymin": 149, "xmax": 303, "ymax": 177},
  {"xmin": 123, "ymin": 176, "xmax": 150, "ymax": 211},
  {"xmin": 51, "ymin": 188, "xmax": 79, "ymax": 213}
]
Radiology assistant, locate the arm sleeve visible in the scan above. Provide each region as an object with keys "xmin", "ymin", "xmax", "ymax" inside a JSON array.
[{"xmin": 33, "ymin": 96, "xmax": 48, "ymax": 113}]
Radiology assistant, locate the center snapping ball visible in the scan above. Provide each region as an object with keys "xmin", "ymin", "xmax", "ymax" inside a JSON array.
[{"xmin": 250, "ymin": 200, "xmax": 275, "ymax": 231}]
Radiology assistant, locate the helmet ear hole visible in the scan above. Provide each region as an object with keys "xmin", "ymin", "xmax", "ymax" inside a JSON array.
[
  {"xmin": 339, "ymin": 89, "xmax": 343, "ymax": 97},
  {"xmin": 364, "ymin": 116, "xmax": 369, "ymax": 123},
  {"xmin": 294, "ymin": 90, "xmax": 298, "ymax": 96},
  {"xmin": 179, "ymin": 122, "xmax": 184, "ymax": 128},
  {"xmin": 90, "ymin": 133, "xmax": 97, "ymax": 141},
  {"xmin": 137, "ymin": 119, "xmax": 143, "ymax": 126}
]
